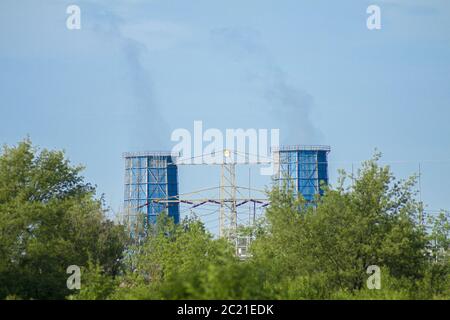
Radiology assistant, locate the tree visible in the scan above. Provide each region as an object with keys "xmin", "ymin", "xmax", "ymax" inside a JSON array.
[
  {"xmin": 428, "ymin": 211, "xmax": 450, "ymax": 263},
  {"xmin": 251, "ymin": 154, "xmax": 431, "ymax": 298},
  {"xmin": 414, "ymin": 210, "xmax": 450, "ymax": 299},
  {"xmin": 7, "ymin": 141, "xmax": 446, "ymax": 300},
  {"xmin": 104, "ymin": 214, "xmax": 271, "ymax": 300},
  {"xmin": 0, "ymin": 139, "xmax": 126, "ymax": 299}
]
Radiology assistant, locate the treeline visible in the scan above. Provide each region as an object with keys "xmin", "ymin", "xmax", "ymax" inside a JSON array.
[
  {"xmin": 0, "ymin": 140, "xmax": 449, "ymax": 299},
  {"xmin": 0, "ymin": 139, "xmax": 125, "ymax": 299}
]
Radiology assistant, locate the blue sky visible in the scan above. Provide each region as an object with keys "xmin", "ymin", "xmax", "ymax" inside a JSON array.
[{"xmin": 1, "ymin": 0, "xmax": 450, "ymax": 230}]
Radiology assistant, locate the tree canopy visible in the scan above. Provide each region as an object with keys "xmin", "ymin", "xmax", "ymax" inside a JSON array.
[
  {"xmin": 0, "ymin": 139, "xmax": 126, "ymax": 299},
  {"xmin": 76, "ymin": 154, "xmax": 449, "ymax": 300},
  {"xmin": 1, "ymin": 140, "xmax": 448, "ymax": 300}
]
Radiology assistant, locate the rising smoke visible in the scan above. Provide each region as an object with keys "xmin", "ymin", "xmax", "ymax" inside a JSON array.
[
  {"xmin": 86, "ymin": 3, "xmax": 169, "ymax": 150},
  {"xmin": 210, "ymin": 26, "xmax": 323, "ymax": 145}
]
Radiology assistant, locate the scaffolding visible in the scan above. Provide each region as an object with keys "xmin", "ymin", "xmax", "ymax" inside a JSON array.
[
  {"xmin": 219, "ymin": 162, "xmax": 237, "ymax": 239},
  {"xmin": 123, "ymin": 152, "xmax": 180, "ymax": 237},
  {"xmin": 274, "ymin": 145, "xmax": 330, "ymax": 202},
  {"xmin": 123, "ymin": 147, "xmax": 330, "ymax": 257}
]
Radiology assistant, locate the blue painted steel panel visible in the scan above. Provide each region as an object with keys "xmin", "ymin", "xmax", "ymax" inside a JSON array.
[
  {"xmin": 124, "ymin": 153, "xmax": 180, "ymax": 226},
  {"xmin": 275, "ymin": 146, "xmax": 330, "ymax": 202}
]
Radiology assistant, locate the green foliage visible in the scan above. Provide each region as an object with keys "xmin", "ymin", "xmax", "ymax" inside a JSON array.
[
  {"xmin": 68, "ymin": 261, "xmax": 118, "ymax": 300},
  {"xmin": 72, "ymin": 153, "xmax": 450, "ymax": 300},
  {"xmin": 2, "ymin": 140, "xmax": 448, "ymax": 300},
  {"xmin": 428, "ymin": 211, "xmax": 450, "ymax": 263},
  {"xmin": 250, "ymin": 154, "xmax": 448, "ymax": 299},
  {"xmin": 0, "ymin": 139, "xmax": 126, "ymax": 299},
  {"xmin": 106, "ymin": 215, "xmax": 271, "ymax": 299}
]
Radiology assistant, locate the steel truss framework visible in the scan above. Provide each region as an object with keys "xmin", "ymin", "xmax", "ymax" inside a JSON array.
[
  {"xmin": 219, "ymin": 162, "xmax": 237, "ymax": 241},
  {"xmin": 123, "ymin": 152, "xmax": 179, "ymax": 242},
  {"xmin": 274, "ymin": 146, "xmax": 330, "ymax": 202},
  {"xmin": 124, "ymin": 147, "xmax": 330, "ymax": 256}
]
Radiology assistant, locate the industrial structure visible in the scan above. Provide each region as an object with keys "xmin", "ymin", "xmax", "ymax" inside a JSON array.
[
  {"xmin": 123, "ymin": 146, "xmax": 330, "ymax": 254},
  {"xmin": 123, "ymin": 151, "xmax": 180, "ymax": 234},
  {"xmin": 273, "ymin": 145, "xmax": 330, "ymax": 202}
]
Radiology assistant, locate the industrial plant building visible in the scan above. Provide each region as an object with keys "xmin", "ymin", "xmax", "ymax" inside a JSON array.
[
  {"xmin": 273, "ymin": 145, "xmax": 330, "ymax": 202},
  {"xmin": 123, "ymin": 146, "xmax": 330, "ymax": 229},
  {"xmin": 123, "ymin": 152, "xmax": 180, "ymax": 226}
]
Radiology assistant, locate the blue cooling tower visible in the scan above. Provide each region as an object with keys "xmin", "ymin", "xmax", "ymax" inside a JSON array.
[
  {"xmin": 274, "ymin": 145, "xmax": 330, "ymax": 202},
  {"xmin": 124, "ymin": 152, "xmax": 180, "ymax": 225}
]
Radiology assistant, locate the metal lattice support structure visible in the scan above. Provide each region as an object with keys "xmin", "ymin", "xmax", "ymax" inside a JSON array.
[
  {"xmin": 123, "ymin": 152, "xmax": 180, "ymax": 237},
  {"xmin": 273, "ymin": 145, "xmax": 330, "ymax": 202},
  {"xmin": 122, "ymin": 146, "xmax": 331, "ymax": 257},
  {"xmin": 219, "ymin": 159, "xmax": 238, "ymax": 245}
]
